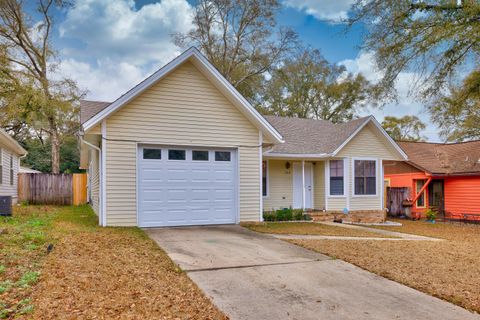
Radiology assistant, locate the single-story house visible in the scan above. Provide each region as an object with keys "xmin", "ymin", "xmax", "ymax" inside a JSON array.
[
  {"xmin": 79, "ymin": 47, "xmax": 407, "ymax": 227},
  {"xmin": 0, "ymin": 128, "xmax": 27, "ymax": 204},
  {"xmin": 384, "ymin": 140, "xmax": 480, "ymax": 220}
]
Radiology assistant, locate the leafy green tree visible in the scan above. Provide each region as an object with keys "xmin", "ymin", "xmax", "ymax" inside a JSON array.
[
  {"xmin": 349, "ymin": 0, "xmax": 480, "ymax": 101},
  {"xmin": 259, "ymin": 48, "xmax": 374, "ymax": 122},
  {"xmin": 21, "ymin": 135, "xmax": 83, "ymax": 174},
  {"xmin": 174, "ymin": 0, "xmax": 298, "ymax": 102},
  {"xmin": 0, "ymin": 0, "xmax": 83, "ymax": 173},
  {"xmin": 382, "ymin": 115, "xmax": 426, "ymax": 141},
  {"xmin": 430, "ymin": 70, "xmax": 480, "ymax": 141}
]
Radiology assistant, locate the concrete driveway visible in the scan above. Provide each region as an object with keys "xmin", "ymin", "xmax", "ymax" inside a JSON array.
[{"xmin": 146, "ymin": 226, "xmax": 479, "ymax": 320}]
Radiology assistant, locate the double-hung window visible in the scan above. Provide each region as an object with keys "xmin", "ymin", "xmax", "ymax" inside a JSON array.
[
  {"xmin": 354, "ymin": 160, "xmax": 376, "ymax": 195},
  {"xmin": 329, "ymin": 160, "xmax": 344, "ymax": 196}
]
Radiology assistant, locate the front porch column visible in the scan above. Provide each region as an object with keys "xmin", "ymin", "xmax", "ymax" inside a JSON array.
[{"xmin": 302, "ymin": 160, "xmax": 305, "ymax": 210}]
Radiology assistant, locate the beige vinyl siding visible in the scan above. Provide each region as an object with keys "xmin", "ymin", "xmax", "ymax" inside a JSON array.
[
  {"xmin": 313, "ymin": 161, "xmax": 325, "ymax": 210},
  {"xmin": 337, "ymin": 123, "xmax": 403, "ymax": 160},
  {"xmin": 263, "ymin": 160, "xmax": 293, "ymax": 211},
  {"xmin": 87, "ymin": 124, "xmax": 101, "ymax": 135},
  {"xmin": 335, "ymin": 123, "xmax": 402, "ymax": 211},
  {"xmin": 88, "ymin": 149, "xmax": 100, "ymax": 215},
  {"xmin": 105, "ymin": 61, "xmax": 260, "ymax": 226},
  {"xmin": 0, "ymin": 146, "xmax": 20, "ymax": 204}
]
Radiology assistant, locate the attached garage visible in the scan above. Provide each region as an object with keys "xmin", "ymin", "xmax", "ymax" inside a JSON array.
[
  {"xmin": 79, "ymin": 48, "xmax": 283, "ymax": 227},
  {"xmin": 138, "ymin": 146, "xmax": 237, "ymax": 227}
]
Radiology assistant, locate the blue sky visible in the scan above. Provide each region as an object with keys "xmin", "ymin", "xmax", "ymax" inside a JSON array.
[{"xmin": 47, "ymin": 0, "xmax": 439, "ymax": 141}]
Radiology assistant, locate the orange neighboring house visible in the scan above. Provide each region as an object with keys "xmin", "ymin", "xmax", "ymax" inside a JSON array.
[{"xmin": 384, "ymin": 140, "xmax": 480, "ymax": 220}]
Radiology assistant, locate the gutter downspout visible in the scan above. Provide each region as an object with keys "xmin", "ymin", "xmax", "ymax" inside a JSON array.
[{"xmin": 80, "ymin": 137, "xmax": 103, "ymax": 226}]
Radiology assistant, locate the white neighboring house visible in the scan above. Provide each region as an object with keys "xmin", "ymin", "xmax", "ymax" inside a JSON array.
[{"xmin": 0, "ymin": 128, "xmax": 27, "ymax": 204}]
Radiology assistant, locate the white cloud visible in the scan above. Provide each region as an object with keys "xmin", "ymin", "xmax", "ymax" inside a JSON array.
[
  {"xmin": 340, "ymin": 51, "xmax": 442, "ymax": 142},
  {"xmin": 283, "ymin": 0, "xmax": 356, "ymax": 22},
  {"xmin": 57, "ymin": 0, "xmax": 194, "ymax": 100}
]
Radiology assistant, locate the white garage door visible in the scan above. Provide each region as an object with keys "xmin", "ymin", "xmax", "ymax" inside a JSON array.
[{"xmin": 138, "ymin": 145, "xmax": 237, "ymax": 227}]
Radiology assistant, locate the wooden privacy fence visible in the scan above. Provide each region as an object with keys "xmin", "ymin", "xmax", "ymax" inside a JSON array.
[
  {"xmin": 18, "ymin": 173, "xmax": 87, "ymax": 206},
  {"xmin": 386, "ymin": 187, "xmax": 410, "ymax": 216}
]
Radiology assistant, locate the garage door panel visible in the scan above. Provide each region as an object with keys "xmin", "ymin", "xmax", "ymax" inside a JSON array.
[{"xmin": 138, "ymin": 146, "xmax": 237, "ymax": 227}]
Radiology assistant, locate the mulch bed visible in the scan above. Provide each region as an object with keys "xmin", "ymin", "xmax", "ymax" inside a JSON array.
[{"xmin": 289, "ymin": 220, "xmax": 480, "ymax": 313}]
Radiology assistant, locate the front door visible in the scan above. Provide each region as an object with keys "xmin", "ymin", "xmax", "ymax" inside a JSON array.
[{"xmin": 293, "ymin": 162, "xmax": 313, "ymax": 209}]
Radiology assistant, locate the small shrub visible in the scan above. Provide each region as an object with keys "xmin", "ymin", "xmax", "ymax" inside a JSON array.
[
  {"xmin": 263, "ymin": 211, "xmax": 276, "ymax": 221},
  {"xmin": 276, "ymin": 208, "xmax": 293, "ymax": 221},
  {"xmin": 0, "ymin": 265, "xmax": 5, "ymax": 274},
  {"xmin": 425, "ymin": 208, "xmax": 437, "ymax": 221}
]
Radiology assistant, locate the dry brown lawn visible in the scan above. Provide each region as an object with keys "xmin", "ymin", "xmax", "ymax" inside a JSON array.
[
  {"xmin": 1, "ymin": 206, "xmax": 226, "ymax": 319},
  {"xmin": 242, "ymin": 222, "xmax": 394, "ymax": 238},
  {"xmin": 289, "ymin": 219, "xmax": 480, "ymax": 313}
]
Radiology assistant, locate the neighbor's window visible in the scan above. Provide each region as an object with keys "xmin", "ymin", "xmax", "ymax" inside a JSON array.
[
  {"xmin": 416, "ymin": 180, "xmax": 426, "ymax": 207},
  {"xmin": 329, "ymin": 160, "xmax": 344, "ymax": 196},
  {"xmin": 192, "ymin": 150, "xmax": 209, "ymax": 161},
  {"xmin": 215, "ymin": 151, "xmax": 231, "ymax": 162},
  {"xmin": 354, "ymin": 160, "xmax": 376, "ymax": 195},
  {"xmin": 143, "ymin": 148, "xmax": 162, "ymax": 160},
  {"xmin": 9, "ymin": 155, "xmax": 13, "ymax": 185},
  {"xmin": 262, "ymin": 161, "xmax": 268, "ymax": 197}
]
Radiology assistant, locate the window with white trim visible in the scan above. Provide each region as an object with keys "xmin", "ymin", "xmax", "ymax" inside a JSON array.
[
  {"xmin": 329, "ymin": 160, "xmax": 344, "ymax": 195},
  {"xmin": 354, "ymin": 160, "xmax": 376, "ymax": 195},
  {"xmin": 262, "ymin": 161, "xmax": 268, "ymax": 197}
]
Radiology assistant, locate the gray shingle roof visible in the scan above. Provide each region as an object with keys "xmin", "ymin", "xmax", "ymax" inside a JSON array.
[
  {"xmin": 398, "ymin": 141, "xmax": 480, "ymax": 175},
  {"xmin": 264, "ymin": 116, "xmax": 371, "ymax": 155},
  {"xmin": 80, "ymin": 100, "xmax": 111, "ymax": 124}
]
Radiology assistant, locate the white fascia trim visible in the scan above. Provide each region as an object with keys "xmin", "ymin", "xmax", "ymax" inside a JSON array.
[
  {"xmin": 263, "ymin": 152, "xmax": 331, "ymax": 159},
  {"xmin": 332, "ymin": 116, "xmax": 408, "ymax": 160},
  {"xmin": 369, "ymin": 117, "xmax": 408, "ymax": 160},
  {"xmin": 0, "ymin": 129, "xmax": 27, "ymax": 156},
  {"xmin": 82, "ymin": 47, "xmax": 284, "ymax": 144}
]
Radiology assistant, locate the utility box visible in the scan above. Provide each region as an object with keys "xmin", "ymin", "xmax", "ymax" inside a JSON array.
[{"xmin": 0, "ymin": 196, "xmax": 12, "ymax": 216}]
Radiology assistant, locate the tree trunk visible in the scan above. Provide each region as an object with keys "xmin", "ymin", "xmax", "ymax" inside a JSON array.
[{"xmin": 50, "ymin": 131, "xmax": 60, "ymax": 174}]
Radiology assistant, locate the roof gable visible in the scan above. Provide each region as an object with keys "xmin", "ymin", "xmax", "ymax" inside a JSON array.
[
  {"xmin": 82, "ymin": 47, "xmax": 283, "ymax": 144},
  {"xmin": 264, "ymin": 115, "xmax": 407, "ymax": 160}
]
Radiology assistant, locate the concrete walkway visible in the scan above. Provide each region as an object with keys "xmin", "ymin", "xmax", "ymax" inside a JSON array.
[
  {"xmin": 318, "ymin": 221, "xmax": 443, "ymax": 240},
  {"xmin": 146, "ymin": 226, "xmax": 478, "ymax": 320},
  {"xmin": 268, "ymin": 234, "xmax": 442, "ymax": 241}
]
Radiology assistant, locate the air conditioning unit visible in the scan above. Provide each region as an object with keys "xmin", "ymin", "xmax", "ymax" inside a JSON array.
[{"xmin": 0, "ymin": 196, "xmax": 12, "ymax": 216}]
